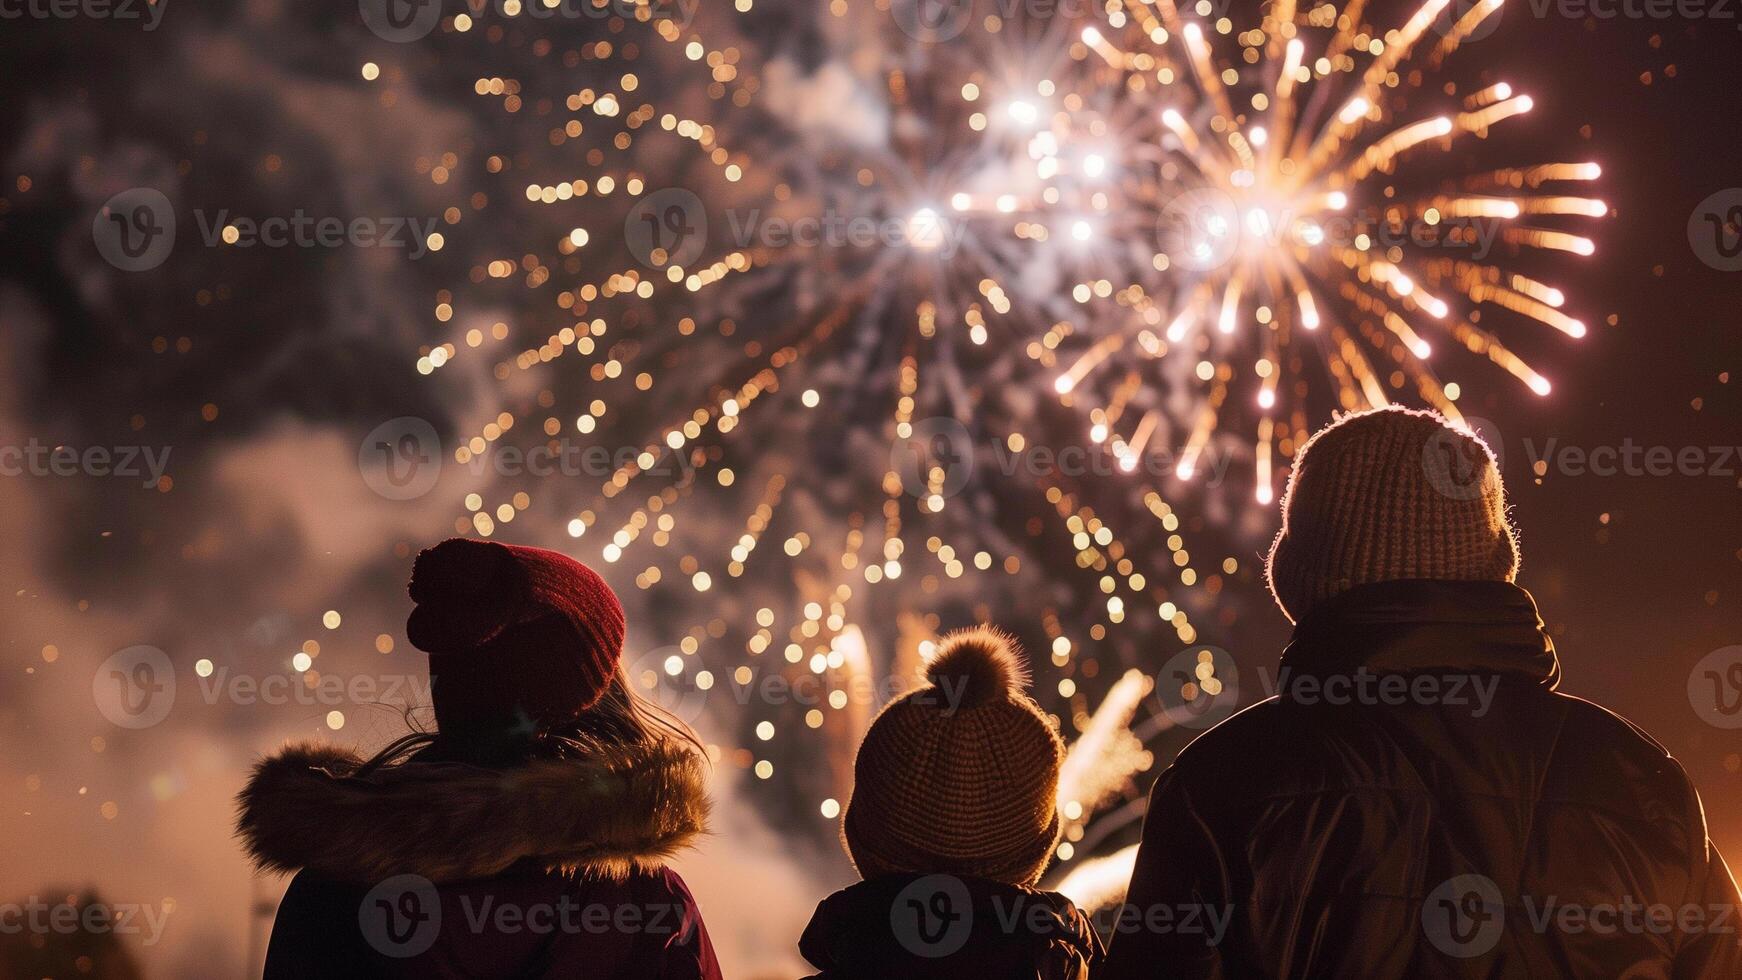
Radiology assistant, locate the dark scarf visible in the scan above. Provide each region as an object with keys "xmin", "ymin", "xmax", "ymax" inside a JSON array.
[
  {"xmin": 799, "ymin": 874, "xmax": 1102, "ymax": 979},
  {"xmin": 1280, "ymin": 579, "xmax": 1560, "ymax": 690}
]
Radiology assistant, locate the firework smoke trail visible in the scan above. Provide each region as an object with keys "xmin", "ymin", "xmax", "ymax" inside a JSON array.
[
  {"xmin": 1057, "ymin": 668, "xmax": 1153, "ymax": 838},
  {"xmin": 1055, "ymin": 843, "xmax": 1143, "ymax": 912}
]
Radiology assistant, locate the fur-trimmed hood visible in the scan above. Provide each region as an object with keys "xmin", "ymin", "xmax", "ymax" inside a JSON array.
[{"xmin": 237, "ymin": 738, "xmax": 709, "ymax": 884}]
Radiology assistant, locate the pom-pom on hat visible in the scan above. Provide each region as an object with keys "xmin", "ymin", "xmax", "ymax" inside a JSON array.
[
  {"xmin": 406, "ymin": 538, "xmax": 626, "ymax": 735},
  {"xmin": 841, "ymin": 627, "xmax": 1065, "ymax": 887}
]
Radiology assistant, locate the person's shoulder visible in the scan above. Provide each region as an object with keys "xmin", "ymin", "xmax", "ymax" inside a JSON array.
[
  {"xmin": 1542, "ymin": 691, "xmax": 1701, "ymax": 815},
  {"xmin": 277, "ymin": 867, "xmax": 363, "ymax": 909},
  {"xmin": 1550, "ymin": 691, "xmax": 1673, "ymax": 757},
  {"xmin": 618, "ymin": 866, "xmax": 709, "ymax": 925},
  {"xmin": 1168, "ymin": 694, "xmax": 1311, "ymax": 773}
]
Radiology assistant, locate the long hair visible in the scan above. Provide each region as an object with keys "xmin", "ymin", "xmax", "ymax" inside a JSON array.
[{"xmin": 356, "ymin": 664, "xmax": 704, "ymax": 776}]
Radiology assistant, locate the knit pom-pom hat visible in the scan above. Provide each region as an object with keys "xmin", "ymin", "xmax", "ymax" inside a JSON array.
[
  {"xmin": 842, "ymin": 627, "xmax": 1065, "ymax": 887},
  {"xmin": 1265, "ymin": 405, "xmax": 1519, "ymax": 624},
  {"xmin": 406, "ymin": 538, "xmax": 626, "ymax": 735}
]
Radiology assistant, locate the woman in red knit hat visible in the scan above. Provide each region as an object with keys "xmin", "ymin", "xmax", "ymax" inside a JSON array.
[{"xmin": 237, "ymin": 538, "xmax": 721, "ymax": 979}]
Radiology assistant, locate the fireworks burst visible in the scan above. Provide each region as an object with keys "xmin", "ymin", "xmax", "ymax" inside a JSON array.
[
  {"xmin": 380, "ymin": 0, "xmax": 1597, "ymax": 875},
  {"xmin": 412, "ymin": 6, "xmax": 1222, "ymax": 681},
  {"xmin": 969, "ymin": 0, "xmax": 1605, "ymax": 503}
]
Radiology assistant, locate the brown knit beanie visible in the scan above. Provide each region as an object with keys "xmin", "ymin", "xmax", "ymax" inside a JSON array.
[
  {"xmin": 1266, "ymin": 405, "xmax": 1519, "ymax": 624},
  {"xmin": 842, "ymin": 628, "xmax": 1065, "ymax": 887}
]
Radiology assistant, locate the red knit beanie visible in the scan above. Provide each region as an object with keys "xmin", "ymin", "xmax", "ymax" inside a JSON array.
[
  {"xmin": 406, "ymin": 538, "xmax": 626, "ymax": 734},
  {"xmin": 1265, "ymin": 406, "xmax": 1519, "ymax": 624}
]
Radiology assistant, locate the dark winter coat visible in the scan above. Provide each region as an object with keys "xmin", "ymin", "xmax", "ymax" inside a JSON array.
[
  {"xmin": 799, "ymin": 873, "xmax": 1104, "ymax": 979},
  {"xmin": 237, "ymin": 737, "xmax": 721, "ymax": 980},
  {"xmin": 1103, "ymin": 579, "xmax": 1742, "ymax": 979}
]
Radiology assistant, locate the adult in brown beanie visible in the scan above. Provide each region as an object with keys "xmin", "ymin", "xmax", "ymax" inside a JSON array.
[
  {"xmin": 1104, "ymin": 406, "xmax": 1742, "ymax": 978},
  {"xmin": 237, "ymin": 538, "xmax": 721, "ymax": 980},
  {"xmin": 799, "ymin": 627, "xmax": 1104, "ymax": 979}
]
